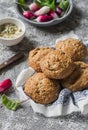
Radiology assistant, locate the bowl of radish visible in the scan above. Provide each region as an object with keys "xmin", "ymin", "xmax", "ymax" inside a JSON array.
[{"xmin": 15, "ymin": 0, "xmax": 73, "ymax": 27}]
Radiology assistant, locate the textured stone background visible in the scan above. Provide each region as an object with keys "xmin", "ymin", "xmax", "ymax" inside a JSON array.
[{"xmin": 0, "ymin": 0, "xmax": 88, "ymax": 130}]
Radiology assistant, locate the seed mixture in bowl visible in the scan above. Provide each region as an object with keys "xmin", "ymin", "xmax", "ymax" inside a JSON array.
[{"xmin": 0, "ymin": 23, "xmax": 23, "ymax": 39}]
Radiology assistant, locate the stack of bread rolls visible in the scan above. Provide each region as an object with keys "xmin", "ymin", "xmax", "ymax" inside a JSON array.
[{"xmin": 24, "ymin": 38, "xmax": 88, "ymax": 104}]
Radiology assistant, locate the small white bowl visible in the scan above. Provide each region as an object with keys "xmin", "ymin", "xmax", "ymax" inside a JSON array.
[{"xmin": 0, "ymin": 17, "xmax": 25, "ymax": 46}]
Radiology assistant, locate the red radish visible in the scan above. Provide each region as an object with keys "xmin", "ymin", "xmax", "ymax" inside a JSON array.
[
  {"xmin": 34, "ymin": 6, "xmax": 50, "ymax": 16},
  {"xmin": 0, "ymin": 79, "xmax": 12, "ymax": 93},
  {"xmin": 23, "ymin": 11, "xmax": 35, "ymax": 19},
  {"xmin": 29, "ymin": 3, "xmax": 40, "ymax": 12},
  {"xmin": 21, "ymin": 7, "xmax": 35, "ymax": 19},
  {"xmin": 35, "ymin": 15, "xmax": 53, "ymax": 22},
  {"xmin": 56, "ymin": 7, "xmax": 63, "ymax": 15},
  {"xmin": 49, "ymin": 11, "xmax": 58, "ymax": 19}
]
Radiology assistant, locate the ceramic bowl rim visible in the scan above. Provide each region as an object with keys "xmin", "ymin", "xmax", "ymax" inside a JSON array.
[
  {"xmin": 0, "ymin": 17, "xmax": 25, "ymax": 41},
  {"xmin": 15, "ymin": 0, "xmax": 73, "ymax": 26}
]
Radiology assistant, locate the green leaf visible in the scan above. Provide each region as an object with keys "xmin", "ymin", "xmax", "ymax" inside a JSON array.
[
  {"xmin": 35, "ymin": 0, "xmax": 56, "ymax": 11},
  {"xmin": 48, "ymin": 0, "xmax": 56, "ymax": 11},
  {"xmin": 59, "ymin": 0, "xmax": 70, "ymax": 10},
  {"xmin": 18, "ymin": 0, "xmax": 26, "ymax": 5},
  {"xmin": 2, "ymin": 94, "xmax": 21, "ymax": 111}
]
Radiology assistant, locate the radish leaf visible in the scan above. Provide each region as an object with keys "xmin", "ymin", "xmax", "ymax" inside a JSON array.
[
  {"xmin": 2, "ymin": 94, "xmax": 21, "ymax": 111},
  {"xmin": 18, "ymin": 0, "xmax": 26, "ymax": 5},
  {"xmin": 59, "ymin": 0, "xmax": 69, "ymax": 10},
  {"xmin": 35, "ymin": 0, "xmax": 56, "ymax": 11}
]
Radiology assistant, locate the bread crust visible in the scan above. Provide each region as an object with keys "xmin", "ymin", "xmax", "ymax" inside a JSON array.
[
  {"xmin": 61, "ymin": 62, "xmax": 88, "ymax": 92},
  {"xmin": 40, "ymin": 50, "xmax": 76, "ymax": 79},
  {"xmin": 29, "ymin": 47, "xmax": 53, "ymax": 72},
  {"xmin": 56, "ymin": 38, "xmax": 87, "ymax": 61},
  {"xmin": 24, "ymin": 73, "xmax": 60, "ymax": 104}
]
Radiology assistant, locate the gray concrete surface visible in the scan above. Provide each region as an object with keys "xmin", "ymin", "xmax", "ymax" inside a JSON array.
[{"xmin": 0, "ymin": 0, "xmax": 88, "ymax": 130}]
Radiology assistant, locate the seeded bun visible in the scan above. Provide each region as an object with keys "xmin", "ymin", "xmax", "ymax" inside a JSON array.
[
  {"xmin": 56, "ymin": 38, "xmax": 87, "ymax": 61},
  {"xmin": 24, "ymin": 73, "xmax": 60, "ymax": 104},
  {"xmin": 61, "ymin": 62, "xmax": 88, "ymax": 92},
  {"xmin": 40, "ymin": 50, "xmax": 76, "ymax": 79},
  {"xmin": 29, "ymin": 47, "xmax": 53, "ymax": 72}
]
